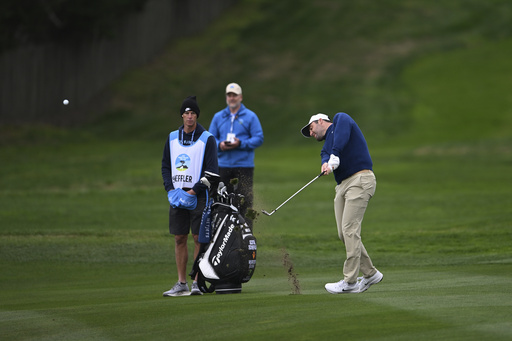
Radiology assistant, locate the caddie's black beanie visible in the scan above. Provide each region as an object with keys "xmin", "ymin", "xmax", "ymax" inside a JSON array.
[{"xmin": 180, "ymin": 95, "xmax": 200, "ymax": 117}]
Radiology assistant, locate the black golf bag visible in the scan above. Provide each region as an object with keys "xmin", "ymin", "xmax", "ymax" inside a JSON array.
[{"xmin": 189, "ymin": 172, "xmax": 257, "ymax": 294}]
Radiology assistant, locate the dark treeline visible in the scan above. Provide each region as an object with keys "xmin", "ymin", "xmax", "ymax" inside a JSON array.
[{"xmin": 0, "ymin": 0, "xmax": 148, "ymax": 52}]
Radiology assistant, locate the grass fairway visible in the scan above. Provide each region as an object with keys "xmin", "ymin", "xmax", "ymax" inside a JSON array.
[
  {"xmin": 2, "ymin": 0, "xmax": 512, "ymax": 340},
  {"xmin": 1, "ymin": 138, "xmax": 511, "ymax": 340}
]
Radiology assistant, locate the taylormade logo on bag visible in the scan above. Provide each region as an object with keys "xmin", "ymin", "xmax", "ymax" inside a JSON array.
[{"xmin": 212, "ymin": 223, "xmax": 235, "ymax": 266}]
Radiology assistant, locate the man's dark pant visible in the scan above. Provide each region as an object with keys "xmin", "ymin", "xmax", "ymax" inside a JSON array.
[{"xmin": 219, "ymin": 167, "xmax": 254, "ymax": 227}]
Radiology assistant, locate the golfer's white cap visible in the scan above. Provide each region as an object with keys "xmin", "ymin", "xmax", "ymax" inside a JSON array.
[
  {"xmin": 226, "ymin": 83, "xmax": 242, "ymax": 95},
  {"xmin": 301, "ymin": 113, "xmax": 331, "ymax": 137}
]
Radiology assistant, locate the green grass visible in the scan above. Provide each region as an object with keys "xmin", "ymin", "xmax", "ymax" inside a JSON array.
[
  {"xmin": 1, "ymin": 263, "xmax": 511, "ymax": 340},
  {"xmin": 2, "ymin": 0, "xmax": 512, "ymax": 339}
]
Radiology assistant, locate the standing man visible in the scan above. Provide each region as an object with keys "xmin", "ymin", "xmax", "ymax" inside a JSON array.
[
  {"xmin": 161, "ymin": 95, "xmax": 218, "ymax": 297},
  {"xmin": 301, "ymin": 112, "xmax": 383, "ymax": 294},
  {"xmin": 209, "ymin": 83, "xmax": 264, "ymax": 227}
]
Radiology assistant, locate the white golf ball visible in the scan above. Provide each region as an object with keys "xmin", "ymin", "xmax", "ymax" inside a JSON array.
[{"xmin": 63, "ymin": 99, "xmax": 69, "ymax": 105}]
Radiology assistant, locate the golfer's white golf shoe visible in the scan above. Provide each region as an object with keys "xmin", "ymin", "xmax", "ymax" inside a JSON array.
[
  {"xmin": 358, "ymin": 270, "xmax": 383, "ymax": 293},
  {"xmin": 325, "ymin": 280, "xmax": 360, "ymax": 294}
]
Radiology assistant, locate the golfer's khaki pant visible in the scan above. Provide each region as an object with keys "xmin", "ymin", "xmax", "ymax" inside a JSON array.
[{"xmin": 334, "ymin": 170, "xmax": 377, "ymax": 284}]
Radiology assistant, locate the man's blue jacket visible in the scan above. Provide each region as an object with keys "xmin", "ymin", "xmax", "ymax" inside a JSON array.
[{"xmin": 209, "ymin": 103, "xmax": 264, "ymax": 168}]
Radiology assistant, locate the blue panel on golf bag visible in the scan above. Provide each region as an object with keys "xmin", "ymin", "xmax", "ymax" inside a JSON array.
[{"xmin": 198, "ymin": 196, "xmax": 213, "ymax": 243}]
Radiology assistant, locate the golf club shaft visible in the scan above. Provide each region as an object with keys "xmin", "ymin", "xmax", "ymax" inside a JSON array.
[{"xmin": 270, "ymin": 171, "xmax": 324, "ymax": 213}]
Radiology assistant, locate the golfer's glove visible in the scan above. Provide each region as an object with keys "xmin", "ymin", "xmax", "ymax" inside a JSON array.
[{"xmin": 328, "ymin": 154, "xmax": 340, "ymax": 171}]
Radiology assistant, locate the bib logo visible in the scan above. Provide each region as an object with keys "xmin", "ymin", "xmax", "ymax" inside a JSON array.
[{"xmin": 175, "ymin": 154, "xmax": 191, "ymax": 171}]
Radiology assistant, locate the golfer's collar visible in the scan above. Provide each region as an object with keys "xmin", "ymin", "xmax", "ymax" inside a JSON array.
[{"xmin": 322, "ymin": 123, "xmax": 334, "ymax": 140}]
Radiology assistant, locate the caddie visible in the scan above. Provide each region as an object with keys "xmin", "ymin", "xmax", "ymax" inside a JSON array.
[{"xmin": 161, "ymin": 95, "xmax": 218, "ymax": 296}]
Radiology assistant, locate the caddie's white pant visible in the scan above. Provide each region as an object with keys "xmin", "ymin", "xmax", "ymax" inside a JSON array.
[{"xmin": 334, "ymin": 170, "xmax": 377, "ymax": 284}]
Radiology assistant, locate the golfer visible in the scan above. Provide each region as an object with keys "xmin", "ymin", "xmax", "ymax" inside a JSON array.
[
  {"xmin": 161, "ymin": 95, "xmax": 218, "ymax": 296},
  {"xmin": 301, "ymin": 113, "xmax": 383, "ymax": 294}
]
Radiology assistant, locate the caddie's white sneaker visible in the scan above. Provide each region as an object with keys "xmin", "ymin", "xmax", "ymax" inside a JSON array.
[
  {"xmin": 163, "ymin": 281, "xmax": 190, "ymax": 297},
  {"xmin": 325, "ymin": 280, "xmax": 359, "ymax": 294},
  {"xmin": 359, "ymin": 270, "xmax": 383, "ymax": 293},
  {"xmin": 190, "ymin": 282, "xmax": 203, "ymax": 295}
]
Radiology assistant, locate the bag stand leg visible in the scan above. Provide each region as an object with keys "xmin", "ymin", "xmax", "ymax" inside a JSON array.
[{"xmin": 214, "ymin": 282, "xmax": 242, "ymax": 294}]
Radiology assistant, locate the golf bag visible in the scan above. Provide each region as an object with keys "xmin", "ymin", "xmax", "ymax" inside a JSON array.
[{"xmin": 190, "ymin": 172, "xmax": 257, "ymax": 294}]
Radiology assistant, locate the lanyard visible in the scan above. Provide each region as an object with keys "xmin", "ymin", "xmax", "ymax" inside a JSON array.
[
  {"xmin": 230, "ymin": 113, "xmax": 237, "ymax": 134},
  {"xmin": 180, "ymin": 129, "xmax": 195, "ymax": 146}
]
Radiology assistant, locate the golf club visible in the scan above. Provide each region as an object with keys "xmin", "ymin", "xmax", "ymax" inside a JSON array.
[{"xmin": 261, "ymin": 171, "xmax": 325, "ymax": 216}]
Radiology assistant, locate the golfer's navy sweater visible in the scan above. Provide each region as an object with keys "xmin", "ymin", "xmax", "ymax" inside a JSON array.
[
  {"xmin": 320, "ymin": 113, "xmax": 373, "ymax": 184},
  {"xmin": 161, "ymin": 123, "xmax": 219, "ymax": 197}
]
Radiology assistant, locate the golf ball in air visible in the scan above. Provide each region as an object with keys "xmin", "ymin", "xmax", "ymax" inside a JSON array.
[{"xmin": 63, "ymin": 99, "xmax": 69, "ymax": 105}]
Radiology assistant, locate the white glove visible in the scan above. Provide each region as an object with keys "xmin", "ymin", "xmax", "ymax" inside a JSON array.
[{"xmin": 328, "ymin": 154, "xmax": 340, "ymax": 171}]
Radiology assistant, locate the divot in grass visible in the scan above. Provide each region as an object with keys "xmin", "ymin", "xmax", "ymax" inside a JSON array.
[{"xmin": 282, "ymin": 248, "xmax": 301, "ymax": 294}]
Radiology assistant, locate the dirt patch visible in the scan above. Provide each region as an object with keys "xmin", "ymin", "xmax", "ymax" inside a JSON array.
[{"xmin": 282, "ymin": 248, "xmax": 301, "ymax": 295}]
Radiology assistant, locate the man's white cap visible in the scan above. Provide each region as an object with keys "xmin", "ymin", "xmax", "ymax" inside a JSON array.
[
  {"xmin": 301, "ymin": 113, "xmax": 331, "ymax": 137},
  {"xmin": 226, "ymin": 83, "xmax": 242, "ymax": 95}
]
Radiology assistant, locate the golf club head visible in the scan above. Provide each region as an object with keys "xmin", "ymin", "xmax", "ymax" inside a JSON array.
[
  {"xmin": 204, "ymin": 171, "xmax": 220, "ymax": 189},
  {"xmin": 216, "ymin": 182, "xmax": 228, "ymax": 203},
  {"xmin": 217, "ymin": 182, "xmax": 225, "ymax": 196},
  {"xmin": 261, "ymin": 209, "xmax": 275, "ymax": 216},
  {"xmin": 220, "ymin": 186, "xmax": 228, "ymax": 198},
  {"xmin": 200, "ymin": 176, "xmax": 211, "ymax": 189}
]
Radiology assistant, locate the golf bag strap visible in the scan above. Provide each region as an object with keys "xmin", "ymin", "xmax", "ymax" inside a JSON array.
[
  {"xmin": 196, "ymin": 272, "xmax": 216, "ymax": 294},
  {"xmin": 189, "ymin": 243, "xmax": 216, "ymax": 293},
  {"xmin": 189, "ymin": 243, "xmax": 208, "ymax": 281}
]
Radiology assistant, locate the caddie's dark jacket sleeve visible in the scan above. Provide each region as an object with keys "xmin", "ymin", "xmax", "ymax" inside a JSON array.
[{"xmin": 161, "ymin": 136, "xmax": 174, "ymax": 192}]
